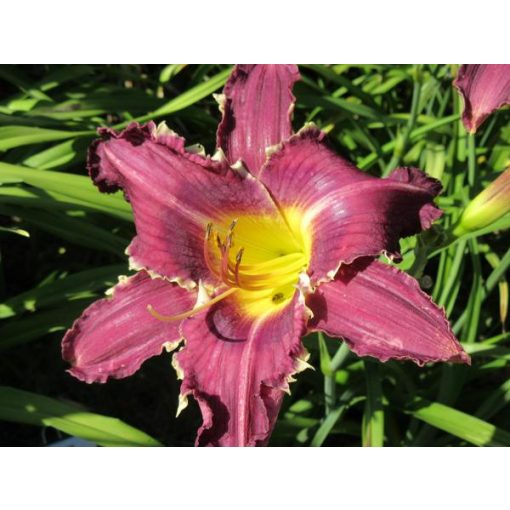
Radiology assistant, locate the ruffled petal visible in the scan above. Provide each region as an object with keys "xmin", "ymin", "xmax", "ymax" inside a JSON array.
[
  {"xmin": 176, "ymin": 291, "xmax": 309, "ymax": 446},
  {"xmin": 62, "ymin": 271, "xmax": 196, "ymax": 383},
  {"xmin": 89, "ymin": 121, "xmax": 286, "ymax": 288},
  {"xmin": 454, "ymin": 64, "xmax": 510, "ymax": 133},
  {"xmin": 216, "ymin": 64, "xmax": 300, "ymax": 175},
  {"xmin": 260, "ymin": 127, "xmax": 442, "ymax": 284},
  {"xmin": 308, "ymin": 259, "xmax": 470, "ymax": 365}
]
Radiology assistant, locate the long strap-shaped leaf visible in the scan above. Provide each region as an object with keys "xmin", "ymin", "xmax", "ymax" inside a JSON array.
[
  {"xmin": 0, "ymin": 386, "xmax": 162, "ymax": 447},
  {"xmin": 362, "ymin": 360, "xmax": 384, "ymax": 447},
  {"xmin": 0, "ymin": 162, "xmax": 132, "ymax": 221},
  {"xmin": 408, "ymin": 399, "xmax": 510, "ymax": 446}
]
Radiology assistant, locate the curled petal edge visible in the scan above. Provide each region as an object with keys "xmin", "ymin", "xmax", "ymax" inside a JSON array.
[{"xmin": 173, "ymin": 288, "xmax": 313, "ymax": 446}]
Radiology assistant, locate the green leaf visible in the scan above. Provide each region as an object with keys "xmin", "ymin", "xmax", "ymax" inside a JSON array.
[
  {"xmin": 408, "ymin": 399, "xmax": 510, "ymax": 446},
  {"xmin": 0, "ymin": 126, "xmax": 92, "ymax": 150},
  {"xmin": 0, "ymin": 162, "xmax": 132, "ymax": 221},
  {"xmin": 302, "ymin": 64, "xmax": 381, "ymax": 108},
  {"xmin": 151, "ymin": 67, "xmax": 231, "ymax": 117},
  {"xmin": 476, "ymin": 379, "xmax": 510, "ymax": 421},
  {"xmin": 0, "ymin": 225, "xmax": 29, "ymax": 237},
  {"xmin": 299, "ymin": 94, "xmax": 385, "ymax": 121},
  {"xmin": 369, "ymin": 72, "xmax": 408, "ymax": 95},
  {"xmin": 318, "ymin": 333, "xmax": 332, "ymax": 376},
  {"xmin": 26, "ymin": 87, "xmax": 163, "ymax": 120},
  {"xmin": 310, "ymin": 388, "xmax": 361, "ymax": 447},
  {"xmin": 0, "ymin": 204, "xmax": 128, "ymax": 255},
  {"xmin": 23, "ymin": 138, "xmax": 90, "ymax": 170},
  {"xmin": 310, "ymin": 404, "xmax": 348, "ymax": 447},
  {"xmin": 0, "ymin": 386, "xmax": 162, "ymax": 447},
  {"xmin": 358, "ymin": 114, "xmax": 459, "ymax": 170},
  {"xmin": 0, "ymin": 66, "xmax": 53, "ymax": 101},
  {"xmin": 0, "ymin": 264, "xmax": 124, "ymax": 319},
  {"xmin": 159, "ymin": 64, "xmax": 187, "ymax": 83},
  {"xmin": 362, "ymin": 361, "xmax": 384, "ymax": 447}
]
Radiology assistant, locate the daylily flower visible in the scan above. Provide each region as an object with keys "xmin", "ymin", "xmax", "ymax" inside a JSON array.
[
  {"xmin": 454, "ymin": 64, "xmax": 510, "ymax": 133},
  {"xmin": 63, "ymin": 65, "xmax": 469, "ymax": 447},
  {"xmin": 454, "ymin": 167, "xmax": 510, "ymax": 236}
]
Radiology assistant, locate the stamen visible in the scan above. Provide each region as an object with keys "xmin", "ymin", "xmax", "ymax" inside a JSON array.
[
  {"xmin": 234, "ymin": 248, "xmax": 244, "ymax": 287},
  {"xmin": 229, "ymin": 218, "xmax": 238, "ymax": 232},
  {"xmin": 220, "ymin": 233, "xmax": 235, "ymax": 286},
  {"xmin": 203, "ymin": 225, "xmax": 221, "ymax": 279},
  {"xmin": 147, "ymin": 287, "xmax": 238, "ymax": 322},
  {"xmin": 201, "ymin": 217, "xmax": 307, "ymax": 294},
  {"xmin": 205, "ymin": 222, "xmax": 213, "ymax": 240}
]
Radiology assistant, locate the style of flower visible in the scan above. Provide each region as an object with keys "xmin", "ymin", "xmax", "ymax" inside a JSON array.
[
  {"xmin": 62, "ymin": 65, "xmax": 469, "ymax": 447},
  {"xmin": 454, "ymin": 64, "xmax": 510, "ymax": 133}
]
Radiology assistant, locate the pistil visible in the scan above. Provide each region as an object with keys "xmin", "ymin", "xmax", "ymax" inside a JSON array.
[{"xmin": 150, "ymin": 216, "xmax": 308, "ymax": 323}]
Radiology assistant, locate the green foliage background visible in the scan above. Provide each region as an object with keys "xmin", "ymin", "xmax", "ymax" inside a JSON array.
[{"xmin": 0, "ymin": 64, "xmax": 509, "ymax": 446}]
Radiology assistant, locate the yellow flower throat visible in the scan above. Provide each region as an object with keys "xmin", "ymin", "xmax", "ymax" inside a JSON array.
[{"xmin": 148, "ymin": 209, "xmax": 310, "ymax": 321}]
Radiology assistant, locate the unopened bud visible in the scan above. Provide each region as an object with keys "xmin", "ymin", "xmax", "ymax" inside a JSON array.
[{"xmin": 454, "ymin": 168, "xmax": 510, "ymax": 236}]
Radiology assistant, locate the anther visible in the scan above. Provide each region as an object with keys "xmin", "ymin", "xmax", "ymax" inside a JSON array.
[
  {"xmin": 205, "ymin": 222, "xmax": 213, "ymax": 240},
  {"xmin": 234, "ymin": 247, "xmax": 244, "ymax": 287},
  {"xmin": 229, "ymin": 218, "xmax": 238, "ymax": 232},
  {"xmin": 220, "ymin": 233, "xmax": 234, "ymax": 285},
  {"xmin": 216, "ymin": 233, "xmax": 223, "ymax": 250}
]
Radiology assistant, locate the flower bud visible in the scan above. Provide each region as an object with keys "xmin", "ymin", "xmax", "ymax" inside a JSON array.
[{"xmin": 454, "ymin": 168, "xmax": 510, "ymax": 235}]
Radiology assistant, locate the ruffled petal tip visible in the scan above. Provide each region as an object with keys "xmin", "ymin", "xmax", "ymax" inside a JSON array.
[
  {"xmin": 454, "ymin": 64, "xmax": 510, "ymax": 133},
  {"xmin": 260, "ymin": 126, "xmax": 443, "ymax": 284},
  {"xmin": 87, "ymin": 120, "xmax": 285, "ymax": 287},
  {"xmin": 217, "ymin": 64, "xmax": 300, "ymax": 175},
  {"xmin": 308, "ymin": 259, "xmax": 470, "ymax": 367},
  {"xmin": 62, "ymin": 271, "xmax": 195, "ymax": 383},
  {"xmin": 175, "ymin": 291, "xmax": 309, "ymax": 446}
]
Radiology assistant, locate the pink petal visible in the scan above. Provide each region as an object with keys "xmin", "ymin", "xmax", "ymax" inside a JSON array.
[
  {"xmin": 62, "ymin": 271, "xmax": 196, "ymax": 383},
  {"xmin": 176, "ymin": 291, "xmax": 309, "ymax": 446},
  {"xmin": 216, "ymin": 64, "xmax": 300, "ymax": 175},
  {"xmin": 454, "ymin": 64, "xmax": 510, "ymax": 133},
  {"xmin": 89, "ymin": 122, "xmax": 285, "ymax": 288},
  {"xmin": 260, "ymin": 127, "xmax": 442, "ymax": 284},
  {"xmin": 308, "ymin": 259, "xmax": 470, "ymax": 366}
]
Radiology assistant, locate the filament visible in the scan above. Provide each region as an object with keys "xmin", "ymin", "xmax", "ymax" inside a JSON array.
[{"xmin": 201, "ymin": 220, "xmax": 307, "ymax": 293}]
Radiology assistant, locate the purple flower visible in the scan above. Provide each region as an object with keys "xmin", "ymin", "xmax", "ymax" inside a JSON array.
[
  {"xmin": 63, "ymin": 65, "xmax": 469, "ymax": 447},
  {"xmin": 454, "ymin": 65, "xmax": 510, "ymax": 133}
]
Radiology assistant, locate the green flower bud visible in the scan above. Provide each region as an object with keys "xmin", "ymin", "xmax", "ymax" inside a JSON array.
[{"xmin": 454, "ymin": 168, "xmax": 510, "ymax": 236}]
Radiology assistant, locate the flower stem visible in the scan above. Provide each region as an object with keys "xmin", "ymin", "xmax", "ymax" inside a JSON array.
[
  {"xmin": 467, "ymin": 133, "xmax": 476, "ymax": 188},
  {"xmin": 323, "ymin": 340, "xmax": 351, "ymax": 414}
]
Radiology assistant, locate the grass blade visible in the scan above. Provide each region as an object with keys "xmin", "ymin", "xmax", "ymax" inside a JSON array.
[
  {"xmin": 408, "ymin": 399, "xmax": 510, "ymax": 446},
  {"xmin": 0, "ymin": 264, "xmax": 124, "ymax": 319},
  {"xmin": 0, "ymin": 162, "xmax": 132, "ymax": 221},
  {"xmin": 362, "ymin": 361, "xmax": 384, "ymax": 447},
  {"xmin": 0, "ymin": 386, "xmax": 162, "ymax": 447},
  {"xmin": 0, "ymin": 126, "xmax": 92, "ymax": 150}
]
